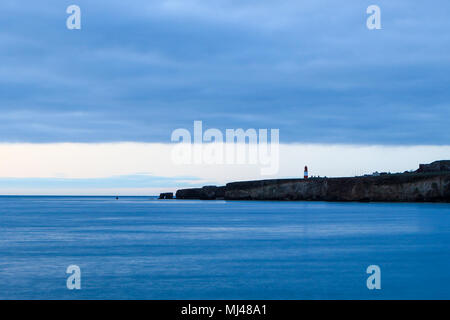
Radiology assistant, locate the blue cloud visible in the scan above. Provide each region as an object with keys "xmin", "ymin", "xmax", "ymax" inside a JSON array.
[{"xmin": 0, "ymin": 0, "xmax": 449, "ymax": 144}]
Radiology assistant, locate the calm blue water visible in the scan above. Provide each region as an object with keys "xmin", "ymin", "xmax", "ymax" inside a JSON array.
[{"xmin": 0, "ymin": 196, "xmax": 449, "ymax": 300}]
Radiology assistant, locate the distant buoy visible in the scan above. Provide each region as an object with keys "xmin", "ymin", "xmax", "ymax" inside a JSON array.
[
  {"xmin": 116, "ymin": 196, "xmax": 119, "ymax": 200},
  {"xmin": 304, "ymin": 166, "xmax": 308, "ymax": 179}
]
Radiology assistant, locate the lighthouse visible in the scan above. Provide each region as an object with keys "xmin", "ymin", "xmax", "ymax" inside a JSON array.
[{"xmin": 304, "ymin": 166, "xmax": 308, "ymax": 179}]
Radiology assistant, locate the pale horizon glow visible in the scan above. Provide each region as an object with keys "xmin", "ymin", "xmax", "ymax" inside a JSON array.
[{"xmin": 1, "ymin": 142, "xmax": 450, "ymax": 195}]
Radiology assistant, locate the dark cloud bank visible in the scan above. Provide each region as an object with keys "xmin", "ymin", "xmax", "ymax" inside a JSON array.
[{"xmin": 0, "ymin": 0, "xmax": 449, "ymax": 144}]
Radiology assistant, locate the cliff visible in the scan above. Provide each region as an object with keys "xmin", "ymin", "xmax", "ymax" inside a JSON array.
[
  {"xmin": 175, "ymin": 161, "xmax": 450, "ymax": 202},
  {"xmin": 175, "ymin": 186, "xmax": 226, "ymax": 200}
]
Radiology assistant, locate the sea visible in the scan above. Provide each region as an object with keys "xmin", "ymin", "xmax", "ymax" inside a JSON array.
[{"xmin": 0, "ymin": 196, "xmax": 449, "ymax": 300}]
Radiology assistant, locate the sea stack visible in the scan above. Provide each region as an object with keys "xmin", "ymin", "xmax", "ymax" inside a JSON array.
[{"xmin": 159, "ymin": 192, "xmax": 174, "ymax": 199}]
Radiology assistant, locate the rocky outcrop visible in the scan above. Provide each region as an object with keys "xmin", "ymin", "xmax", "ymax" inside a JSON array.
[
  {"xmin": 417, "ymin": 160, "xmax": 450, "ymax": 173},
  {"xmin": 176, "ymin": 186, "xmax": 225, "ymax": 200},
  {"xmin": 159, "ymin": 192, "xmax": 173, "ymax": 199},
  {"xmin": 174, "ymin": 161, "xmax": 450, "ymax": 202}
]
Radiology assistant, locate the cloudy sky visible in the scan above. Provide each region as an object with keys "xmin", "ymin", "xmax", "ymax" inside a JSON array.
[{"xmin": 1, "ymin": 1, "xmax": 450, "ymax": 194}]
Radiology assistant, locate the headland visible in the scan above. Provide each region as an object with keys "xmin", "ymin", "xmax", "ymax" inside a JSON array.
[{"xmin": 165, "ymin": 161, "xmax": 450, "ymax": 202}]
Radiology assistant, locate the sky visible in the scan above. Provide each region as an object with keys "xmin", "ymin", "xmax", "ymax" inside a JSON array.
[{"xmin": 0, "ymin": 1, "xmax": 450, "ymax": 194}]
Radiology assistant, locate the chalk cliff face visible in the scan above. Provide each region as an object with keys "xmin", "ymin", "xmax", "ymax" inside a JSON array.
[{"xmin": 175, "ymin": 161, "xmax": 450, "ymax": 202}]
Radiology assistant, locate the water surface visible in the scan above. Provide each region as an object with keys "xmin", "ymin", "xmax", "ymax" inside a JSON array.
[{"xmin": 0, "ymin": 196, "xmax": 449, "ymax": 299}]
